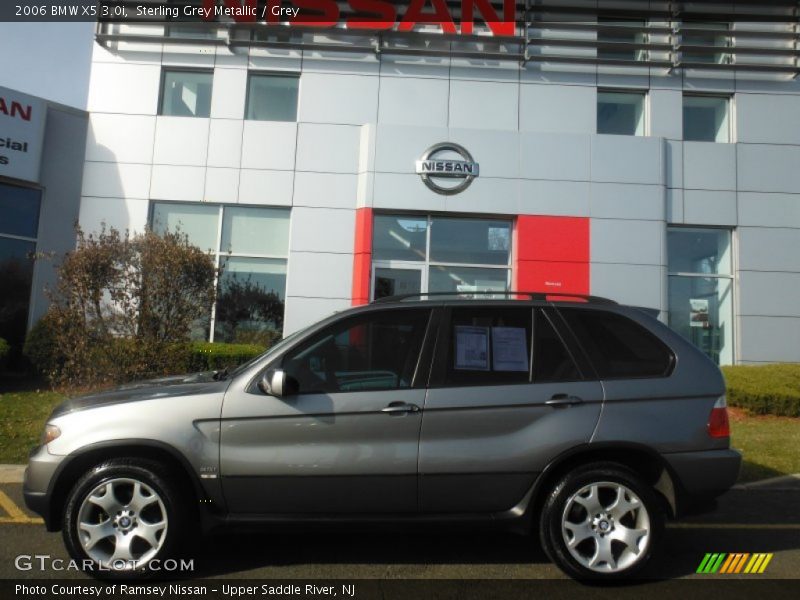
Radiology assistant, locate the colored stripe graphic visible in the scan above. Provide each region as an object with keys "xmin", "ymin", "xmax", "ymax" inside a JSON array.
[
  {"xmin": 698, "ymin": 553, "xmax": 774, "ymax": 574},
  {"xmin": 697, "ymin": 553, "xmax": 727, "ymax": 573}
]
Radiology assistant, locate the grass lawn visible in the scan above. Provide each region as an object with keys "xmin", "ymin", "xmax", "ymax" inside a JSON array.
[
  {"xmin": 730, "ymin": 408, "xmax": 800, "ymax": 483},
  {"xmin": 1, "ymin": 392, "xmax": 798, "ymax": 483},
  {"xmin": 0, "ymin": 390, "xmax": 64, "ymax": 464}
]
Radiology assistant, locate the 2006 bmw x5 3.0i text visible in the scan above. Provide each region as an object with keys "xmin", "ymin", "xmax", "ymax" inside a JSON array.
[{"xmin": 24, "ymin": 292, "xmax": 741, "ymax": 580}]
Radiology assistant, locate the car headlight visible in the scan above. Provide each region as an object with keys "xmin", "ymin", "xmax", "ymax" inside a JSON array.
[{"xmin": 42, "ymin": 424, "xmax": 61, "ymax": 445}]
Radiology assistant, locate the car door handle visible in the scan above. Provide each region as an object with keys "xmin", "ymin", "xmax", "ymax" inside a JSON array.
[
  {"xmin": 381, "ymin": 402, "xmax": 421, "ymax": 415},
  {"xmin": 545, "ymin": 394, "xmax": 584, "ymax": 408}
]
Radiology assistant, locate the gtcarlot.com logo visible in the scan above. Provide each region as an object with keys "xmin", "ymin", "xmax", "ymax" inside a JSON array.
[
  {"xmin": 696, "ymin": 552, "xmax": 773, "ymax": 574},
  {"xmin": 14, "ymin": 554, "xmax": 194, "ymax": 572}
]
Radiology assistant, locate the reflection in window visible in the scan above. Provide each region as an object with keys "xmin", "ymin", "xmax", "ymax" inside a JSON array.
[
  {"xmin": 597, "ymin": 91, "xmax": 646, "ymax": 136},
  {"xmin": 151, "ymin": 202, "xmax": 290, "ymax": 343},
  {"xmin": 667, "ymin": 228, "xmax": 734, "ymax": 365},
  {"xmin": 246, "ymin": 74, "xmax": 299, "ymax": 122},
  {"xmin": 0, "ymin": 183, "xmax": 41, "ymax": 362},
  {"xmin": 681, "ymin": 22, "xmax": 730, "ymax": 64},
  {"xmin": 597, "ymin": 18, "xmax": 647, "ymax": 62},
  {"xmin": 683, "ymin": 95, "xmax": 730, "ymax": 143},
  {"xmin": 160, "ymin": 69, "xmax": 213, "ymax": 118},
  {"xmin": 371, "ymin": 214, "xmax": 512, "ymax": 301}
]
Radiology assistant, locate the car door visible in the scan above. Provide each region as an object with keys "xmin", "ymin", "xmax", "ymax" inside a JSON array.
[
  {"xmin": 219, "ymin": 306, "xmax": 435, "ymax": 515},
  {"xmin": 419, "ymin": 304, "xmax": 604, "ymax": 513}
]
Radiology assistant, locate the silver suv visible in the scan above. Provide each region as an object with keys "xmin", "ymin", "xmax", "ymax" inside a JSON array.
[{"xmin": 24, "ymin": 293, "xmax": 741, "ymax": 580}]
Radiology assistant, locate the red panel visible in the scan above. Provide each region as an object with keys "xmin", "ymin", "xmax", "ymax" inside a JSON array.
[
  {"xmin": 515, "ymin": 260, "xmax": 590, "ymax": 295},
  {"xmin": 513, "ymin": 215, "xmax": 590, "ymax": 295},
  {"xmin": 515, "ymin": 215, "xmax": 589, "ymax": 263},
  {"xmin": 353, "ymin": 207, "xmax": 373, "ymax": 255},
  {"xmin": 351, "ymin": 208, "xmax": 373, "ymax": 306}
]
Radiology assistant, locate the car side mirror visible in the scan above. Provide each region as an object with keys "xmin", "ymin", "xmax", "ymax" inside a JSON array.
[{"xmin": 259, "ymin": 369, "xmax": 298, "ymax": 397}]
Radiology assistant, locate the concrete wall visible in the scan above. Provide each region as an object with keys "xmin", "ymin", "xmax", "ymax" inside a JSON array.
[{"xmin": 81, "ymin": 28, "xmax": 800, "ymax": 362}]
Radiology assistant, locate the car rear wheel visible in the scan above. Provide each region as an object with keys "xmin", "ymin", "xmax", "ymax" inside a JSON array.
[
  {"xmin": 62, "ymin": 458, "xmax": 189, "ymax": 579},
  {"xmin": 540, "ymin": 462, "xmax": 663, "ymax": 580}
]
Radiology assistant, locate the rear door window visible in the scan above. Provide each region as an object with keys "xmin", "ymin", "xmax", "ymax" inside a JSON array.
[
  {"xmin": 444, "ymin": 306, "xmax": 532, "ymax": 387},
  {"xmin": 559, "ymin": 309, "xmax": 674, "ymax": 379}
]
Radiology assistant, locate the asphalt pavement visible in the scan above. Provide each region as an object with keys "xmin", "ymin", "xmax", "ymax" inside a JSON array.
[{"xmin": 1, "ymin": 476, "xmax": 798, "ymax": 583}]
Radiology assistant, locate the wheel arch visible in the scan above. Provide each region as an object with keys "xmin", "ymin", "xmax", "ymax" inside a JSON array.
[
  {"xmin": 46, "ymin": 440, "xmax": 205, "ymax": 532},
  {"xmin": 529, "ymin": 443, "xmax": 680, "ymax": 523}
]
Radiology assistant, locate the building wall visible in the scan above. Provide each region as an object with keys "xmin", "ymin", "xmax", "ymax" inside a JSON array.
[
  {"xmin": 81, "ymin": 27, "xmax": 800, "ymax": 363},
  {"xmin": 29, "ymin": 105, "xmax": 89, "ymax": 325}
]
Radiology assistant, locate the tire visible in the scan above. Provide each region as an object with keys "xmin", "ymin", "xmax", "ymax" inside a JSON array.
[
  {"xmin": 539, "ymin": 462, "xmax": 664, "ymax": 581},
  {"xmin": 62, "ymin": 458, "xmax": 190, "ymax": 579}
]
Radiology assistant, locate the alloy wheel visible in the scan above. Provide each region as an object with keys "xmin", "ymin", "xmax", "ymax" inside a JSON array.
[
  {"xmin": 560, "ymin": 481, "xmax": 651, "ymax": 573},
  {"xmin": 76, "ymin": 477, "xmax": 167, "ymax": 570}
]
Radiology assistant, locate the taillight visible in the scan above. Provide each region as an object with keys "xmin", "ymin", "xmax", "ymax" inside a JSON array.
[{"xmin": 708, "ymin": 396, "xmax": 730, "ymax": 438}]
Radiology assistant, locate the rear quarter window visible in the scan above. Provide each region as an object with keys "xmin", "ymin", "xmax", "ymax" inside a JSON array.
[{"xmin": 559, "ymin": 309, "xmax": 674, "ymax": 379}]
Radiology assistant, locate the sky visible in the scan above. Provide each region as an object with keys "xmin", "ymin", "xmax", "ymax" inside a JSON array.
[{"xmin": 0, "ymin": 23, "xmax": 94, "ymax": 109}]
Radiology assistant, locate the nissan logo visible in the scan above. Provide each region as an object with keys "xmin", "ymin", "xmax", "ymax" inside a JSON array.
[{"xmin": 415, "ymin": 142, "xmax": 479, "ymax": 195}]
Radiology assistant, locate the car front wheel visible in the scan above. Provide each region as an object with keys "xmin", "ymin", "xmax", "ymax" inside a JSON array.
[
  {"xmin": 540, "ymin": 462, "xmax": 664, "ymax": 580},
  {"xmin": 62, "ymin": 458, "xmax": 188, "ymax": 579}
]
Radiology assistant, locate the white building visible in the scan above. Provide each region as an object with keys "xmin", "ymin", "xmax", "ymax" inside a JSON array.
[{"xmin": 77, "ymin": 1, "xmax": 800, "ymax": 365}]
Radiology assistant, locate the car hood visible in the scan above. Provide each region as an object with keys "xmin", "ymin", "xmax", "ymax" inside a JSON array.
[{"xmin": 50, "ymin": 373, "xmax": 230, "ymax": 417}]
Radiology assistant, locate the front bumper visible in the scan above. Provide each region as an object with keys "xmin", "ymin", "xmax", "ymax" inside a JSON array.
[
  {"xmin": 23, "ymin": 445, "xmax": 65, "ymax": 531},
  {"xmin": 664, "ymin": 448, "xmax": 742, "ymax": 499}
]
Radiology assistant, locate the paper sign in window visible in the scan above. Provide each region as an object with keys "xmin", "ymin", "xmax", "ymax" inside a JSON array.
[
  {"xmin": 454, "ymin": 326, "xmax": 490, "ymax": 371},
  {"xmin": 492, "ymin": 327, "xmax": 529, "ymax": 372}
]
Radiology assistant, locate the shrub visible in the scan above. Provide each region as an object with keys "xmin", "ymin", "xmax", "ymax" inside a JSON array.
[
  {"xmin": 23, "ymin": 313, "xmax": 60, "ymax": 377},
  {"xmin": 44, "ymin": 226, "xmax": 218, "ymax": 388},
  {"xmin": 187, "ymin": 342, "xmax": 266, "ymax": 373},
  {"xmin": 722, "ymin": 364, "xmax": 800, "ymax": 417}
]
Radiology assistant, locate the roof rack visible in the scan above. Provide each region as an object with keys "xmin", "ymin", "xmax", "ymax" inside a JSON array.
[{"xmin": 371, "ymin": 291, "xmax": 618, "ymax": 305}]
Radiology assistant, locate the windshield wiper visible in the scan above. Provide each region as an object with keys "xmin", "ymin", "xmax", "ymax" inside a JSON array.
[{"xmin": 212, "ymin": 368, "xmax": 229, "ymax": 381}]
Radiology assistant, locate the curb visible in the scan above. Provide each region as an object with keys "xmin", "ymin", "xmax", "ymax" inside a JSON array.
[
  {"xmin": 0, "ymin": 465, "xmax": 26, "ymax": 484},
  {"xmin": 733, "ymin": 473, "xmax": 800, "ymax": 491}
]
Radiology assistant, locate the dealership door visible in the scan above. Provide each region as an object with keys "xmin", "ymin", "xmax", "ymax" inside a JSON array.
[{"xmin": 372, "ymin": 262, "xmax": 424, "ymax": 300}]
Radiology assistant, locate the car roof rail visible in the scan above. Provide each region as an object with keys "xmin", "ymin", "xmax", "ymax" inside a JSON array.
[{"xmin": 371, "ymin": 291, "xmax": 618, "ymax": 305}]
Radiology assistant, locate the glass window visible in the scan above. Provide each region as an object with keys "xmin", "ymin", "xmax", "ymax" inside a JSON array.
[
  {"xmin": 0, "ymin": 237, "xmax": 36, "ymax": 354},
  {"xmin": 282, "ymin": 309, "xmax": 431, "ymax": 394},
  {"xmin": 0, "ymin": 183, "xmax": 41, "ymax": 357},
  {"xmin": 214, "ymin": 257, "xmax": 287, "ymax": 344},
  {"xmin": 533, "ymin": 310, "xmax": 580, "ymax": 383},
  {"xmin": 597, "ymin": 91, "xmax": 646, "ymax": 136},
  {"xmin": 151, "ymin": 203, "xmax": 219, "ymax": 252},
  {"xmin": 151, "ymin": 202, "xmax": 290, "ymax": 343},
  {"xmin": 681, "ymin": 22, "xmax": 730, "ymax": 64},
  {"xmin": 246, "ymin": 74, "xmax": 299, "ymax": 122},
  {"xmin": 374, "ymin": 267, "xmax": 421, "ymax": 299},
  {"xmin": 683, "ymin": 95, "xmax": 730, "ymax": 143},
  {"xmin": 560, "ymin": 309, "xmax": 674, "ymax": 379},
  {"xmin": 428, "ymin": 266, "xmax": 508, "ymax": 294},
  {"xmin": 221, "ymin": 207, "xmax": 290, "ymax": 256},
  {"xmin": 373, "ymin": 215, "xmax": 427, "ymax": 262},
  {"xmin": 160, "ymin": 69, "xmax": 213, "ymax": 118},
  {"xmin": 667, "ymin": 228, "xmax": 731, "ymax": 276},
  {"xmin": 372, "ymin": 214, "xmax": 512, "ymax": 301},
  {"xmin": 429, "ymin": 217, "xmax": 510, "ymax": 265},
  {"xmin": 597, "ymin": 18, "xmax": 647, "ymax": 62},
  {"xmin": 668, "ymin": 227, "xmax": 734, "ymax": 365},
  {"xmin": 445, "ymin": 307, "xmax": 532, "ymax": 387}
]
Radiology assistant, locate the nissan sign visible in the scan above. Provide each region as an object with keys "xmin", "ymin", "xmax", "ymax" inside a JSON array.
[
  {"xmin": 415, "ymin": 143, "xmax": 479, "ymax": 195},
  {"xmin": 0, "ymin": 86, "xmax": 46, "ymax": 183}
]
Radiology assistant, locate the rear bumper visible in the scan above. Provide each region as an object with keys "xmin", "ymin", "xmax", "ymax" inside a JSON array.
[{"xmin": 664, "ymin": 448, "xmax": 742, "ymax": 499}]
